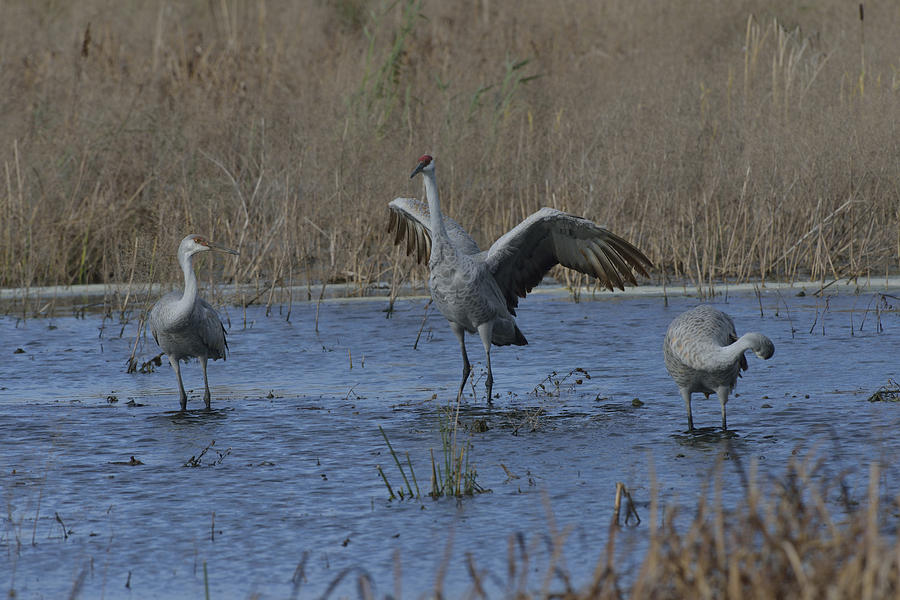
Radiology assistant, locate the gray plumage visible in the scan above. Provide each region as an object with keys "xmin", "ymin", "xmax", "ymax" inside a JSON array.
[
  {"xmin": 149, "ymin": 234, "xmax": 239, "ymax": 411},
  {"xmin": 389, "ymin": 154, "xmax": 653, "ymax": 403},
  {"xmin": 663, "ymin": 305, "xmax": 775, "ymax": 431}
]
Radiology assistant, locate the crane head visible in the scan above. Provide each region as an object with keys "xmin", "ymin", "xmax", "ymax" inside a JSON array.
[
  {"xmin": 410, "ymin": 154, "xmax": 434, "ymax": 179},
  {"xmin": 179, "ymin": 234, "xmax": 240, "ymax": 257}
]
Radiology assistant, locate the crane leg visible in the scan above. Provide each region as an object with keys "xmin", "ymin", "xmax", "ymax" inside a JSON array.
[
  {"xmin": 717, "ymin": 386, "xmax": 730, "ymax": 430},
  {"xmin": 477, "ymin": 322, "xmax": 494, "ymax": 404},
  {"xmin": 201, "ymin": 357, "xmax": 211, "ymax": 410},
  {"xmin": 169, "ymin": 356, "xmax": 188, "ymax": 412},
  {"xmin": 450, "ymin": 323, "xmax": 471, "ymax": 403},
  {"xmin": 681, "ymin": 388, "xmax": 693, "ymax": 431}
]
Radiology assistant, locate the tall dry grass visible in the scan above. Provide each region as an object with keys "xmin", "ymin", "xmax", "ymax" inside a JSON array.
[
  {"xmin": 423, "ymin": 454, "xmax": 900, "ymax": 598},
  {"xmin": 616, "ymin": 457, "xmax": 898, "ymax": 600},
  {"xmin": 1, "ymin": 0, "xmax": 899, "ymax": 295}
]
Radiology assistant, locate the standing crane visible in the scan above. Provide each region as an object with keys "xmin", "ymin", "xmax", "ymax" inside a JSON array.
[
  {"xmin": 663, "ymin": 305, "xmax": 775, "ymax": 431},
  {"xmin": 149, "ymin": 234, "xmax": 239, "ymax": 411},
  {"xmin": 388, "ymin": 154, "xmax": 653, "ymax": 403}
]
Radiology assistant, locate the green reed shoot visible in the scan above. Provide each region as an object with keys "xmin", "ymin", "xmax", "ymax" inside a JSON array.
[{"xmin": 377, "ymin": 406, "xmax": 485, "ymax": 500}]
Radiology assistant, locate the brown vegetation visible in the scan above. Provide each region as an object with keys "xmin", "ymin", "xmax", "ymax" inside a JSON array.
[
  {"xmin": 395, "ymin": 454, "xmax": 900, "ymax": 599},
  {"xmin": 615, "ymin": 457, "xmax": 899, "ymax": 600},
  {"xmin": 1, "ymin": 1, "xmax": 899, "ymax": 293}
]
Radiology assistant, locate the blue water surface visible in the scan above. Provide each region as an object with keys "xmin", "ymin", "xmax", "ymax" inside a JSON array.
[{"xmin": 1, "ymin": 286, "xmax": 898, "ymax": 598}]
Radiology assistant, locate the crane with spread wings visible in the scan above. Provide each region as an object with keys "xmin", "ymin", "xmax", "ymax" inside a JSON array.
[{"xmin": 389, "ymin": 154, "xmax": 653, "ymax": 403}]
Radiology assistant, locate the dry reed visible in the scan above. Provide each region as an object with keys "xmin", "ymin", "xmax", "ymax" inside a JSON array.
[
  {"xmin": 354, "ymin": 452, "xmax": 900, "ymax": 598},
  {"xmin": 1, "ymin": 1, "xmax": 899, "ymax": 299}
]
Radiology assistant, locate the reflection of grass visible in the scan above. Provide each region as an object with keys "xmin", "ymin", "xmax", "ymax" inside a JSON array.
[{"xmin": 377, "ymin": 405, "xmax": 486, "ymax": 500}]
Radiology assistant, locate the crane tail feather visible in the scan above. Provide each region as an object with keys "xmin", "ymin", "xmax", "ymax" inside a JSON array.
[{"xmin": 514, "ymin": 325, "xmax": 528, "ymax": 345}]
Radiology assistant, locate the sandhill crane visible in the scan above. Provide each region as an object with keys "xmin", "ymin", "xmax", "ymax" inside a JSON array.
[
  {"xmin": 149, "ymin": 234, "xmax": 239, "ymax": 411},
  {"xmin": 663, "ymin": 305, "xmax": 775, "ymax": 431},
  {"xmin": 388, "ymin": 154, "xmax": 653, "ymax": 403}
]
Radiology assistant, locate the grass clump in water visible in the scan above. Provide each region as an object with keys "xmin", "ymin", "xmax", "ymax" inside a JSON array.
[{"xmin": 377, "ymin": 404, "xmax": 486, "ymax": 500}]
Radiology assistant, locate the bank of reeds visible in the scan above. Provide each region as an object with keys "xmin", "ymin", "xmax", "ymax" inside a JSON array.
[{"xmin": 1, "ymin": 1, "xmax": 899, "ymax": 297}]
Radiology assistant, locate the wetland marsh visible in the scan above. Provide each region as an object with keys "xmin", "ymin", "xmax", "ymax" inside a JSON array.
[
  {"xmin": 2, "ymin": 285, "xmax": 898, "ymax": 597},
  {"xmin": 3, "ymin": 0, "xmax": 900, "ymax": 596}
]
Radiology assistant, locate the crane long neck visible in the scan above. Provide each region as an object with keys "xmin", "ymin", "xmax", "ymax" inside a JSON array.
[
  {"xmin": 175, "ymin": 250, "xmax": 199, "ymax": 318},
  {"xmin": 710, "ymin": 333, "xmax": 771, "ymax": 370},
  {"xmin": 423, "ymin": 169, "xmax": 450, "ymax": 248}
]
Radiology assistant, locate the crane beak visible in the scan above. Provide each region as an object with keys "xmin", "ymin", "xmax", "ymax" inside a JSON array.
[
  {"xmin": 410, "ymin": 162, "xmax": 425, "ymax": 179},
  {"xmin": 207, "ymin": 241, "xmax": 239, "ymax": 255}
]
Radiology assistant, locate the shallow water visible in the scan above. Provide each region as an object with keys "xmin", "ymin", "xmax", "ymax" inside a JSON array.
[{"xmin": 1, "ymin": 287, "xmax": 899, "ymax": 598}]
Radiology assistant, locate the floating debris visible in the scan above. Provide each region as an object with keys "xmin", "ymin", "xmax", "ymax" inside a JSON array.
[
  {"xmin": 470, "ymin": 418, "xmax": 489, "ymax": 433},
  {"xmin": 531, "ymin": 367, "xmax": 591, "ymax": 398},
  {"xmin": 613, "ymin": 482, "xmax": 641, "ymax": 527},
  {"xmin": 55, "ymin": 512, "xmax": 71, "ymax": 539},
  {"xmin": 868, "ymin": 379, "xmax": 900, "ymax": 402},
  {"xmin": 109, "ymin": 456, "xmax": 144, "ymax": 466},
  {"xmin": 138, "ymin": 353, "xmax": 163, "ymax": 374},
  {"xmin": 500, "ymin": 463, "xmax": 519, "ymax": 482},
  {"xmin": 184, "ymin": 440, "xmax": 230, "ymax": 467}
]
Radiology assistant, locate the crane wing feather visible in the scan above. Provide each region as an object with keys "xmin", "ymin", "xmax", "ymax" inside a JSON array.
[
  {"xmin": 485, "ymin": 207, "xmax": 653, "ymax": 314},
  {"xmin": 388, "ymin": 197, "xmax": 480, "ymax": 263},
  {"xmin": 195, "ymin": 299, "xmax": 228, "ymax": 360},
  {"xmin": 149, "ymin": 312, "xmax": 160, "ymax": 346}
]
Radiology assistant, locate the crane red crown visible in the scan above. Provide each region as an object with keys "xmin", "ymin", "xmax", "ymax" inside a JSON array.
[{"xmin": 417, "ymin": 154, "xmax": 433, "ymax": 165}]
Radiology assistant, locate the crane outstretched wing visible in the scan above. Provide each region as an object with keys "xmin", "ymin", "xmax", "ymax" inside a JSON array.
[
  {"xmin": 388, "ymin": 197, "xmax": 481, "ymax": 263},
  {"xmin": 485, "ymin": 207, "xmax": 653, "ymax": 314}
]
